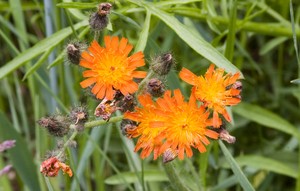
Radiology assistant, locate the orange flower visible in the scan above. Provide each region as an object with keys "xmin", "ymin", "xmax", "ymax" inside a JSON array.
[
  {"xmin": 80, "ymin": 36, "xmax": 147, "ymax": 100},
  {"xmin": 179, "ymin": 64, "xmax": 241, "ymax": 127},
  {"xmin": 40, "ymin": 157, "xmax": 73, "ymax": 177},
  {"xmin": 124, "ymin": 89, "xmax": 219, "ymax": 160}
]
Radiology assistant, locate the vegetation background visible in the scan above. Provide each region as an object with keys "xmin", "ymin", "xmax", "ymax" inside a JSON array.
[{"xmin": 0, "ymin": 0, "xmax": 300, "ymax": 190}]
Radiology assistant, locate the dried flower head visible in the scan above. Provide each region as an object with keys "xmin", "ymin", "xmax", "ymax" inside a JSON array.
[
  {"xmin": 94, "ymin": 98, "xmax": 119, "ymax": 121},
  {"xmin": 40, "ymin": 157, "xmax": 73, "ymax": 177},
  {"xmin": 124, "ymin": 89, "xmax": 219, "ymax": 160},
  {"xmin": 80, "ymin": 36, "xmax": 147, "ymax": 100},
  {"xmin": 179, "ymin": 64, "xmax": 241, "ymax": 127}
]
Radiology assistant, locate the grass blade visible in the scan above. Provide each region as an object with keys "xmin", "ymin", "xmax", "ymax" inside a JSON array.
[{"xmin": 219, "ymin": 141, "xmax": 255, "ymax": 191}]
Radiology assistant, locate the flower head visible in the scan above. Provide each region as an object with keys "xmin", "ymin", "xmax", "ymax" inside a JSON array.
[
  {"xmin": 124, "ymin": 89, "xmax": 219, "ymax": 160},
  {"xmin": 179, "ymin": 64, "xmax": 241, "ymax": 127},
  {"xmin": 80, "ymin": 36, "xmax": 147, "ymax": 100},
  {"xmin": 40, "ymin": 157, "xmax": 73, "ymax": 177}
]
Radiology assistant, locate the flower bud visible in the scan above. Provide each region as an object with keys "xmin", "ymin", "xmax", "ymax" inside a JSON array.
[
  {"xmin": 219, "ymin": 128, "xmax": 236, "ymax": 144},
  {"xmin": 89, "ymin": 3, "xmax": 112, "ymax": 31},
  {"xmin": 66, "ymin": 42, "xmax": 86, "ymax": 65},
  {"xmin": 162, "ymin": 148, "xmax": 178, "ymax": 163},
  {"xmin": 147, "ymin": 78, "xmax": 165, "ymax": 97},
  {"xmin": 37, "ymin": 115, "xmax": 70, "ymax": 137},
  {"xmin": 150, "ymin": 52, "xmax": 175, "ymax": 75},
  {"xmin": 119, "ymin": 94, "xmax": 136, "ymax": 112}
]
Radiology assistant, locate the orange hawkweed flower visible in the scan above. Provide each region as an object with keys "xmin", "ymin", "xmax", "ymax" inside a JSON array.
[
  {"xmin": 179, "ymin": 64, "xmax": 241, "ymax": 127},
  {"xmin": 40, "ymin": 157, "xmax": 73, "ymax": 177},
  {"xmin": 80, "ymin": 36, "xmax": 147, "ymax": 100},
  {"xmin": 124, "ymin": 89, "xmax": 219, "ymax": 160}
]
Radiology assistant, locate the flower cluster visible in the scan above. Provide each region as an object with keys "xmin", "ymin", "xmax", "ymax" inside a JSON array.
[
  {"xmin": 0, "ymin": 140, "xmax": 15, "ymax": 176},
  {"xmin": 39, "ymin": 1, "xmax": 243, "ymax": 180}
]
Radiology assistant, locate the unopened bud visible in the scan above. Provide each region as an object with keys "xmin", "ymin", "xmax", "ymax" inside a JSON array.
[
  {"xmin": 151, "ymin": 52, "xmax": 175, "ymax": 75},
  {"xmin": 163, "ymin": 148, "xmax": 178, "ymax": 163},
  {"xmin": 219, "ymin": 129, "xmax": 236, "ymax": 144},
  {"xmin": 232, "ymin": 81, "xmax": 242, "ymax": 91},
  {"xmin": 147, "ymin": 78, "xmax": 165, "ymax": 97},
  {"xmin": 66, "ymin": 42, "xmax": 86, "ymax": 65},
  {"xmin": 89, "ymin": 3, "xmax": 112, "ymax": 31},
  {"xmin": 37, "ymin": 115, "xmax": 70, "ymax": 137}
]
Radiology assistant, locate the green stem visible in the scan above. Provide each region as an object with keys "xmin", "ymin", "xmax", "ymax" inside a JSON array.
[
  {"xmin": 84, "ymin": 115, "xmax": 123, "ymax": 129},
  {"xmin": 164, "ymin": 162, "xmax": 190, "ymax": 191},
  {"xmin": 56, "ymin": 130, "xmax": 78, "ymax": 159}
]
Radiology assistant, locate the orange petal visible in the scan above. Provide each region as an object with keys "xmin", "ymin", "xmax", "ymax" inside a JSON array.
[
  {"xmin": 81, "ymin": 51, "xmax": 94, "ymax": 62},
  {"xmin": 111, "ymin": 36, "xmax": 119, "ymax": 50},
  {"xmin": 105, "ymin": 85, "xmax": 115, "ymax": 100},
  {"xmin": 119, "ymin": 37, "xmax": 128, "ymax": 52},
  {"xmin": 96, "ymin": 85, "xmax": 106, "ymax": 99},
  {"xmin": 123, "ymin": 44, "xmax": 133, "ymax": 56},
  {"xmin": 173, "ymin": 89, "xmax": 184, "ymax": 105},
  {"xmin": 80, "ymin": 60, "xmax": 94, "ymax": 69},
  {"xmin": 213, "ymin": 111, "xmax": 222, "ymax": 127},
  {"xmin": 205, "ymin": 129, "xmax": 219, "ymax": 139},
  {"xmin": 80, "ymin": 78, "xmax": 97, "ymax": 88},
  {"xmin": 197, "ymin": 142, "xmax": 207, "ymax": 153},
  {"xmin": 132, "ymin": 71, "xmax": 147, "ymax": 78},
  {"xmin": 83, "ymin": 70, "xmax": 98, "ymax": 77},
  {"xmin": 104, "ymin": 36, "xmax": 112, "ymax": 49},
  {"xmin": 179, "ymin": 68, "xmax": 198, "ymax": 85}
]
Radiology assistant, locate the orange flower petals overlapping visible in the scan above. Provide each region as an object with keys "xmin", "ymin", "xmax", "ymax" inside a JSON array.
[
  {"xmin": 80, "ymin": 36, "xmax": 147, "ymax": 100},
  {"xmin": 179, "ymin": 64, "xmax": 241, "ymax": 127},
  {"xmin": 124, "ymin": 89, "xmax": 219, "ymax": 160}
]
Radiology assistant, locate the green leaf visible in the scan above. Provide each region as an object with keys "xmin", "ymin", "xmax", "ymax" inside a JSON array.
[
  {"xmin": 128, "ymin": 0, "xmax": 243, "ymax": 77},
  {"xmin": 0, "ymin": 20, "xmax": 88, "ymax": 79},
  {"xmin": 219, "ymin": 141, "xmax": 255, "ymax": 191},
  {"xmin": 235, "ymin": 155, "xmax": 298, "ymax": 178},
  {"xmin": 233, "ymin": 103, "xmax": 300, "ymax": 139},
  {"xmin": 0, "ymin": 112, "xmax": 41, "ymax": 191},
  {"xmin": 134, "ymin": 9, "xmax": 151, "ymax": 52},
  {"xmin": 105, "ymin": 170, "xmax": 168, "ymax": 185},
  {"xmin": 224, "ymin": 0, "xmax": 237, "ymax": 62}
]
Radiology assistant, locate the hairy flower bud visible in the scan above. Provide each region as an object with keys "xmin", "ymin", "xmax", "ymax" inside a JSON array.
[
  {"xmin": 69, "ymin": 106, "xmax": 88, "ymax": 125},
  {"xmin": 89, "ymin": 3, "xmax": 112, "ymax": 31},
  {"xmin": 147, "ymin": 78, "xmax": 165, "ymax": 97},
  {"xmin": 38, "ymin": 115, "xmax": 70, "ymax": 137},
  {"xmin": 162, "ymin": 148, "xmax": 178, "ymax": 163},
  {"xmin": 66, "ymin": 42, "xmax": 86, "ymax": 65},
  {"xmin": 151, "ymin": 52, "xmax": 175, "ymax": 75}
]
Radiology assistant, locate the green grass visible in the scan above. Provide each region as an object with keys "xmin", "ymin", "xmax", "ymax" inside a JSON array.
[{"xmin": 0, "ymin": 0, "xmax": 300, "ymax": 190}]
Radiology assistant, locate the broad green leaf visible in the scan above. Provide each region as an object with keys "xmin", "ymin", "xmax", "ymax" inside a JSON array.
[
  {"xmin": 105, "ymin": 170, "xmax": 168, "ymax": 185},
  {"xmin": 0, "ymin": 20, "xmax": 88, "ymax": 79},
  {"xmin": 235, "ymin": 155, "xmax": 298, "ymax": 178},
  {"xmin": 233, "ymin": 103, "xmax": 300, "ymax": 139},
  {"xmin": 127, "ymin": 0, "xmax": 243, "ymax": 77},
  {"xmin": 219, "ymin": 141, "xmax": 255, "ymax": 191},
  {"xmin": 0, "ymin": 112, "xmax": 40, "ymax": 191}
]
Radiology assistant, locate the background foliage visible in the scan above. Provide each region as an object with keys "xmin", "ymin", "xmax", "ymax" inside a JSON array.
[{"xmin": 0, "ymin": 0, "xmax": 300, "ymax": 190}]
